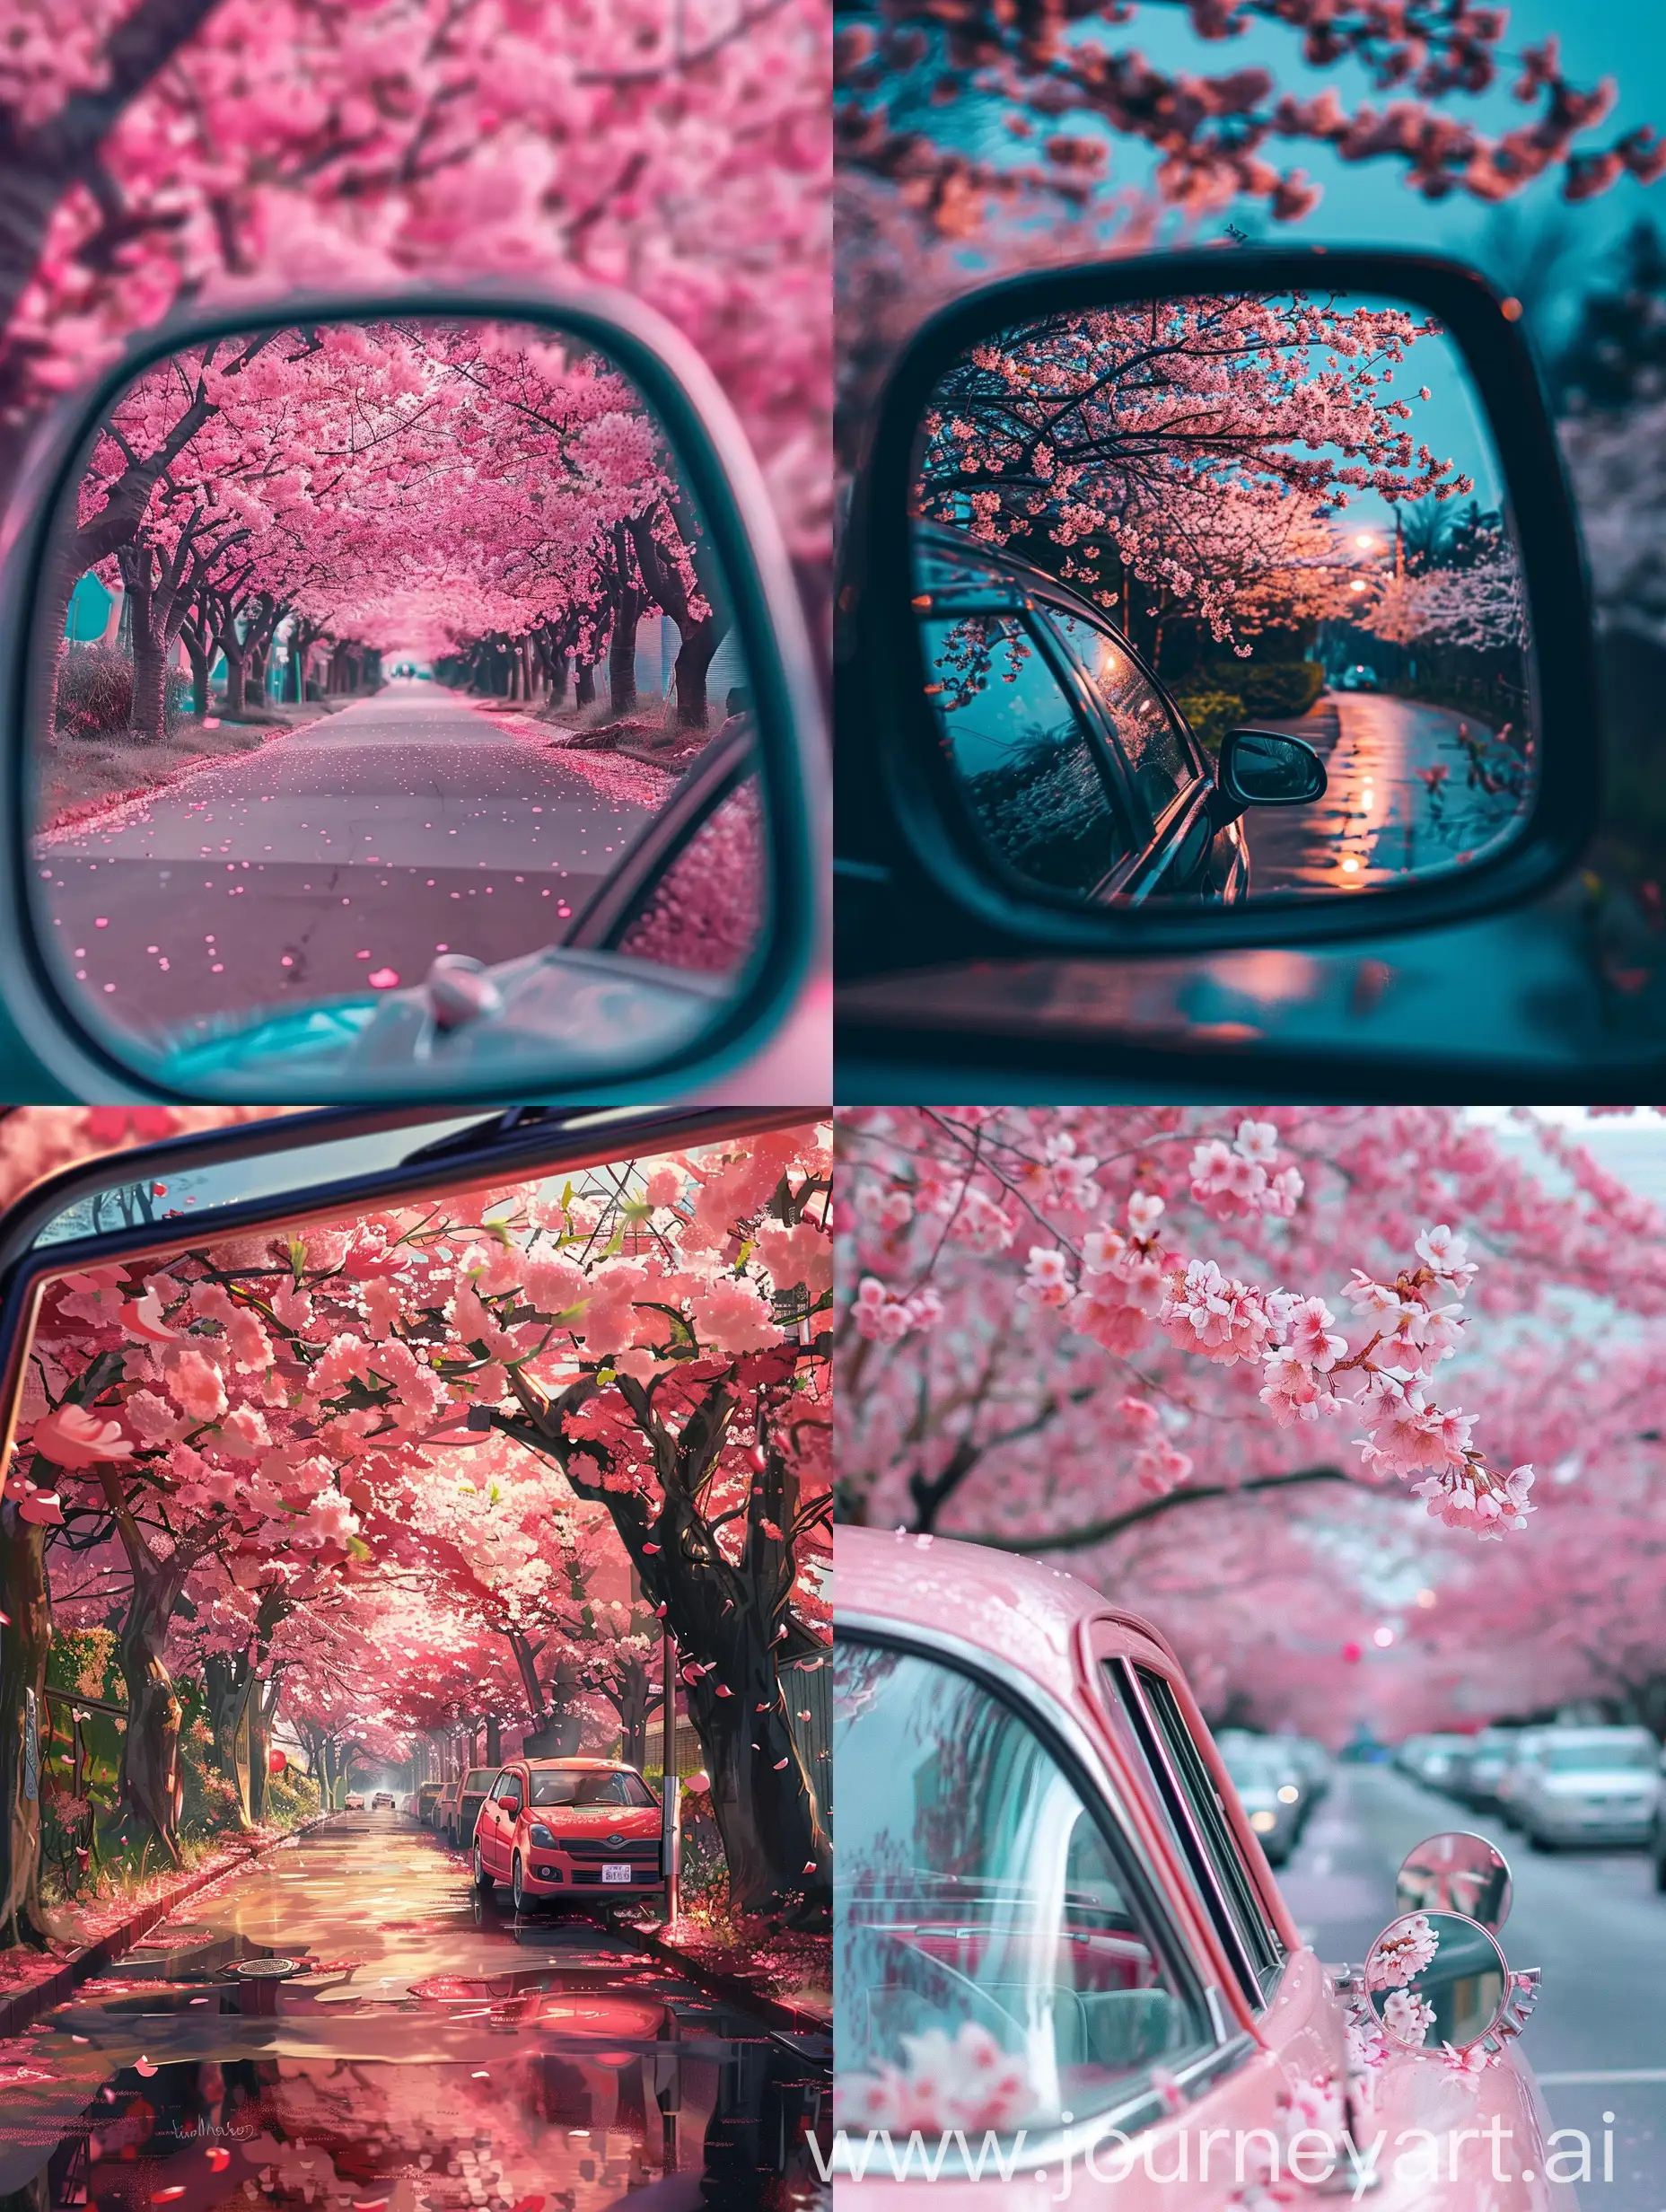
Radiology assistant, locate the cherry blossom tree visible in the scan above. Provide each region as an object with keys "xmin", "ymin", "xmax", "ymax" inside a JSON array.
[
  {"xmin": 918, "ymin": 291, "xmax": 1469, "ymax": 646},
  {"xmin": 0, "ymin": 0, "xmax": 830, "ymax": 575},
  {"xmin": 836, "ymin": 1106, "xmax": 1666, "ymax": 1750}
]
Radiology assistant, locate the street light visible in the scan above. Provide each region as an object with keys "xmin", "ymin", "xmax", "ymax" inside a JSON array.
[{"xmin": 1372, "ymin": 1625, "xmax": 1395, "ymax": 1648}]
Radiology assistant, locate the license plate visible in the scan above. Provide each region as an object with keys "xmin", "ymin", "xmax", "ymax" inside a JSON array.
[{"xmin": 601, "ymin": 1862, "xmax": 633, "ymax": 1884}]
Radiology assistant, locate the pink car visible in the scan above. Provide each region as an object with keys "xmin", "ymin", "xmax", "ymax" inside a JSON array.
[{"xmin": 833, "ymin": 1527, "xmax": 1570, "ymax": 2208}]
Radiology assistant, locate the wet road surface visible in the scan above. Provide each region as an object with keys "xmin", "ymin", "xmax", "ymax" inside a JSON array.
[
  {"xmin": 1280, "ymin": 1764, "xmax": 1666, "ymax": 2209},
  {"xmin": 1244, "ymin": 691, "xmax": 1526, "ymax": 895},
  {"xmin": 0, "ymin": 1809, "xmax": 829, "ymax": 2212},
  {"xmin": 31, "ymin": 685, "xmax": 662, "ymax": 1041}
]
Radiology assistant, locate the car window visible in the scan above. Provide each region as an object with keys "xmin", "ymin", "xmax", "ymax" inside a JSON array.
[
  {"xmin": 494, "ymin": 1773, "xmax": 522, "ymax": 1804},
  {"xmin": 1126, "ymin": 1666, "xmax": 1285, "ymax": 1999},
  {"xmin": 464, "ymin": 1769, "xmax": 497, "ymax": 1792},
  {"xmin": 920, "ymin": 613, "xmax": 1134, "ymax": 895},
  {"xmin": 1096, "ymin": 1663, "xmax": 1269, "ymax": 2013},
  {"xmin": 1544, "ymin": 1738, "xmax": 1655, "ymax": 1772},
  {"xmin": 835, "ymin": 1637, "xmax": 1214, "ymax": 2137},
  {"xmin": 528, "ymin": 1769, "xmax": 655, "ymax": 1807},
  {"xmin": 616, "ymin": 770, "xmax": 763, "ymax": 974},
  {"xmin": 1044, "ymin": 609, "xmax": 1200, "ymax": 827}
]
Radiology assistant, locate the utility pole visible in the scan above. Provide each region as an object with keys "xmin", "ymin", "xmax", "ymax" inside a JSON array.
[{"xmin": 660, "ymin": 1625, "xmax": 680, "ymax": 1920}]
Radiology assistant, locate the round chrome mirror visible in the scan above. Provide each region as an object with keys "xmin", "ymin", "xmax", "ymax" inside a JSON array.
[
  {"xmin": 1395, "ymin": 1830, "xmax": 1513, "ymax": 1933},
  {"xmin": 1365, "ymin": 1909, "xmax": 1511, "ymax": 2053}
]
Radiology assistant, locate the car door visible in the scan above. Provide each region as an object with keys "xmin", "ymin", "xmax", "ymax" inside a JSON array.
[{"xmin": 487, "ymin": 1769, "xmax": 524, "ymax": 1877}]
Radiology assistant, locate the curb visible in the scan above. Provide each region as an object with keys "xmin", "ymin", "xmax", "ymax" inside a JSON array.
[
  {"xmin": 627, "ymin": 1922, "xmax": 830, "ymax": 2039},
  {"xmin": 0, "ymin": 1814, "xmax": 330, "ymax": 2044}
]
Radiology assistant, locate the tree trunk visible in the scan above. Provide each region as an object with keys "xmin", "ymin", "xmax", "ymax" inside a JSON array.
[
  {"xmin": 0, "ymin": 1498, "xmax": 52, "ymax": 1947},
  {"xmin": 202, "ymin": 1651, "xmax": 254, "ymax": 1826},
  {"xmin": 609, "ymin": 582, "xmax": 641, "ymax": 717},
  {"xmin": 486, "ymin": 1715, "xmax": 501, "ymax": 1765},
  {"xmin": 671, "ymin": 621, "xmax": 718, "ymax": 731},
  {"xmin": 186, "ymin": 640, "xmax": 212, "ymax": 716},
  {"xmin": 221, "ymin": 641, "xmax": 248, "ymax": 717},
  {"xmin": 574, "ymin": 659, "xmax": 596, "ymax": 709},
  {"xmin": 115, "ymin": 1560, "xmax": 185, "ymax": 1863}
]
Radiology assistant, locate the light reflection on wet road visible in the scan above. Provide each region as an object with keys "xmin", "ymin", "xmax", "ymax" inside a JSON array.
[
  {"xmin": 33, "ymin": 685, "xmax": 662, "ymax": 1037},
  {"xmin": 0, "ymin": 1809, "xmax": 829, "ymax": 2212},
  {"xmin": 1244, "ymin": 693, "xmax": 1526, "ymax": 895}
]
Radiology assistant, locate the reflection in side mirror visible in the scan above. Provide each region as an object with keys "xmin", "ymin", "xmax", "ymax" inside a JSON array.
[
  {"xmin": 27, "ymin": 314, "xmax": 772, "ymax": 1091},
  {"xmin": 1366, "ymin": 1909, "xmax": 1510, "ymax": 2053},
  {"xmin": 911, "ymin": 285, "xmax": 1538, "ymax": 908},
  {"xmin": 1396, "ymin": 1830, "xmax": 1513, "ymax": 1934},
  {"xmin": 1218, "ymin": 728, "xmax": 1327, "ymax": 809}
]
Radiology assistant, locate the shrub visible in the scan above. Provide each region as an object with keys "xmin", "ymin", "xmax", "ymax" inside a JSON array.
[
  {"xmin": 1201, "ymin": 659, "xmax": 1327, "ymax": 718},
  {"xmin": 1171, "ymin": 691, "xmax": 1244, "ymax": 753},
  {"xmin": 54, "ymin": 644, "xmax": 131, "ymax": 737}
]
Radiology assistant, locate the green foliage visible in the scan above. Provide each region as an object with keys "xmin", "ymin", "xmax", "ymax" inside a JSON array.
[
  {"xmin": 264, "ymin": 1768, "xmax": 320, "ymax": 1823},
  {"xmin": 53, "ymin": 645, "xmax": 194, "ymax": 741},
  {"xmin": 1200, "ymin": 659, "xmax": 1327, "ymax": 717},
  {"xmin": 1171, "ymin": 691, "xmax": 1244, "ymax": 753}
]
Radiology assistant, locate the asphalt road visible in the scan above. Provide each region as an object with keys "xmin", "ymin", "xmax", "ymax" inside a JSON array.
[
  {"xmin": 1279, "ymin": 1764, "xmax": 1666, "ymax": 2209},
  {"xmin": 33, "ymin": 684, "xmax": 659, "ymax": 1041},
  {"xmin": 0, "ymin": 1808, "xmax": 829, "ymax": 2212},
  {"xmin": 1244, "ymin": 691, "xmax": 1524, "ymax": 895}
]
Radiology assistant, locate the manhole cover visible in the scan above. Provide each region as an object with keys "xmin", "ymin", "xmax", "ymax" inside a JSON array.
[{"xmin": 231, "ymin": 1957, "xmax": 302, "ymax": 1979}]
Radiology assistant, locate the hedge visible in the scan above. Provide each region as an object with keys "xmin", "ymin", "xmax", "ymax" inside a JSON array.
[{"xmin": 1199, "ymin": 659, "xmax": 1327, "ymax": 718}]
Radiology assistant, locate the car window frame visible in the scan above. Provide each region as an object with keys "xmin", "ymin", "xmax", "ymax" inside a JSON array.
[
  {"xmin": 1119, "ymin": 1660, "xmax": 1289, "ymax": 2006},
  {"xmin": 1039, "ymin": 600, "xmax": 1211, "ymax": 832},
  {"xmin": 916, "ymin": 592, "xmax": 1148, "ymax": 899},
  {"xmin": 834, "ymin": 1612, "xmax": 1258, "ymax": 2173}
]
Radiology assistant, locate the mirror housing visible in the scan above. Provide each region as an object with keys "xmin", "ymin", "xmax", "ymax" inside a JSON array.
[
  {"xmin": 0, "ymin": 284, "xmax": 826, "ymax": 1103},
  {"xmin": 837, "ymin": 246, "xmax": 1599, "ymax": 977},
  {"xmin": 1210, "ymin": 727, "xmax": 1328, "ymax": 826}
]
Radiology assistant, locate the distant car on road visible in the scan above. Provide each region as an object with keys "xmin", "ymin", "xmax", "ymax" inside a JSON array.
[
  {"xmin": 1395, "ymin": 1732, "xmax": 1472, "ymax": 1791},
  {"xmin": 470, "ymin": 1757, "xmax": 664, "ymax": 1915},
  {"xmin": 343, "ymin": 1792, "xmax": 365, "ymax": 1811},
  {"xmin": 1513, "ymin": 1726, "xmax": 1659, "ymax": 1851},
  {"xmin": 1337, "ymin": 662, "xmax": 1381, "ymax": 690},
  {"xmin": 1215, "ymin": 1735, "xmax": 1303, "ymax": 1865},
  {"xmin": 371, "ymin": 1790, "xmax": 396, "ymax": 1810},
  {"xmin": 1456, "ymin": 1726, "xmax": 1523, "ymax": 1810},
  {"xmin": 1493, "ymin": 1730, "xmax": 1550, "ymax": 1829},
  {"xmin": 415, "ymin": 1781, "xmax": 446, "ymax": 1827},
  {"xmin": 440, "ymin": 1766, "xmax": 500, "ymax": 1848}
]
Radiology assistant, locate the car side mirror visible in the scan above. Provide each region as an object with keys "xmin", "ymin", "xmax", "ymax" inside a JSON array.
[
  {"xmin": 0, "ymin": 286, "xmax": 825, "ymax": 1102},
  {"xmin": 1395, "ymin": 1830, "xmax": 1513, "ymax": 1933},
  {"xmin": 838, "ymin": 246, "xmax": 1599, "ymax": 972},
  {"xmin": 1210, "ymin": 727, "xmax": 1328, "ymax": 825},
  {"xmin": 1337, "ymin": 1905, "xmax": 1540, "ymax": 2059}
]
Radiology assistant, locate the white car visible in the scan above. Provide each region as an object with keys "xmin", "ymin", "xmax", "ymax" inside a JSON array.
[
  {"xmin": 1494, "ymin": 1729, "xmax": 1550, "ymax": 1829},
  {"xmin": 1513, "ymin": 1726, "xmax": 1659, "ymax": 1850}
]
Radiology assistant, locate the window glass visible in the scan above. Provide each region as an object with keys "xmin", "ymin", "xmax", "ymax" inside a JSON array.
[
  {"xmin": 495, "ymin": 1773, "xmax": 523, "ymax": 1804},
  {"xmin": 615, "ymin": 771, "xmax": 763, "ymax": 975},
  {"xmin": 835, "ymin": 1638, "xmax": 1213, "ymax": 2136},
  {"xmin": 1544, "ymin": 1738, "xmax": 1654, "ymax": 1772},
  {"xmin": 464, "ymin": 1769, "xmax": 498, "ymax": 1792},
  {"xmin": 1131, "ymin": 1669, "xmax": 1285, "ymax": 1994},
  {"xmin": 529, "ymin": 1769, "xmax": 655, "ymax": 1806},
  {"xmin": 1046, "ymin": 610, "xmax": 1197, "ymax": 827},
  {"xmin": 1096, "ymin": 1663, "xmax": 1262, "ymax": 2011},
  {"xmin": 920, "ymin": 613, "xmax": 1131, "ymax": 894}
]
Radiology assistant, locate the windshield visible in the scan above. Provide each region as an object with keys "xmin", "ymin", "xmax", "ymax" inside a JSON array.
[
  {"xmin": 529, "ymin": 1769, "xmax": 655, "ymax": 1807},
  {"xmin": 1545, "ymin": 1740, "xmax": 1655, "ymax": 1773},
  {"xmin": 834, "ymin": 1637, "xmax": 1209, "ymax": 2137},
  {"xmin": 1220, "ymin": 1745, "xmax": 1284, "ymax": 1789},
  {"xmin": 464, "ymin": 1769, "xmax": 497, "ymax": 1792}
]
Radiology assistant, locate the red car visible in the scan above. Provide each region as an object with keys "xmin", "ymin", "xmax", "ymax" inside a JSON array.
[{"xmin": 469, "ymin": 1757, "xmax": 664, "ymax": 1914}]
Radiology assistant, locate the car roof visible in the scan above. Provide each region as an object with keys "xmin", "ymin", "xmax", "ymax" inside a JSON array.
[
  {"xmin": 837, "ymin": 1523, "xmax": 1179, "ymax": 1711},
  {"xmin": 520, "ymin": 1757, "xmax": 631, "ymax": 1771}
]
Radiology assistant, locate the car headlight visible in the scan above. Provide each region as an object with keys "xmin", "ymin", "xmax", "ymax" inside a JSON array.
[
  {"xmin": 1250, "ymin": 1810, "xmax": 1279, "ymax": 1833},
  {"xmin": 529, "ymin": 1822, "xmax": 557, "ymax": 1848},
  {"xmin": 1276, "ymin": 1786, "xmax": 1300, "ymax": 1804}
]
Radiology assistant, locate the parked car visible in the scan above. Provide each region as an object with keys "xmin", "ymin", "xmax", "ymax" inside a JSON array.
[
  {"xmin": 1397, "ymin": 1732, "xmax": 1473, "ymax": 1791},
  {"xmin": 1277, "ymin": 1733, "xmax": 1332, "ymax": 1808},
  {"xmin": 470, "ymin": 1758, "xmax": 664, "ymax": 1915},
  {"xmin": 834, "ymin": 1527, "xmax": 1559, "ymax": 2208},
  {"xmin": 1494, "ymin": 1729, "xmax": 1551, "ymax": 1829},
  {"xmin": 343, "ymin": 1792, "xmax": 364, "ymax": 1812},
  {"xmin": 1214, "ymin": 1736, "xmax": 1303, "ymax": 1865},
  {"xmin": 901, "ymin": 523, "xmax": 1326, "ymax": 910},
  {"xmin": 1513, "ymin": 1726, "xmax": 1660, "ymax": 1851},
  {"xmin": 415, "ymin": 1780, "xmax": 446, "ymax": 1827},
  {"xmin": 440, "ymin": 1766, "xmax": 500, "ymax": 1848},
  {"xmin": 371, "ymin": 1790, "xmax": 396, "ymax": 1811},
  {"xmin": 1455, "ymin": 1725, "xmax": 1522, "ymax": 1810}
]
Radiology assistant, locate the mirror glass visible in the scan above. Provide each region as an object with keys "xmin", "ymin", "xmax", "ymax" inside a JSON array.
[
  {"xmin": 1365, "ymin": 1909, "xmax": 1510, "ymax": 2052},
  {"xmin": 29, "ymin": 316, "xmax": 766, "ymax": 1087},
  {"xmin": 910, "ymin": 287, "xmax": 1534, "ymax": 907},
  {"xmin": 1224, "ymin": 731, "xmax": 1326, "ymax": 806},
  {"xmin": 1396, "ymin": 1830, "xmax": 1513, "ymax": 1933}
]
